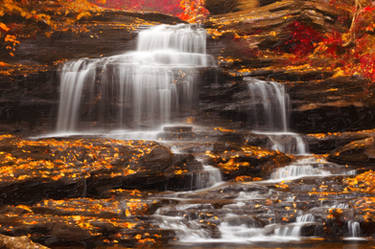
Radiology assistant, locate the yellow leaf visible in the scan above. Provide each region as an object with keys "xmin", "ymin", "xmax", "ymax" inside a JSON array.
[{"xmin": 0, "ymin": 22, "xmax": 10, "ymax": 32}]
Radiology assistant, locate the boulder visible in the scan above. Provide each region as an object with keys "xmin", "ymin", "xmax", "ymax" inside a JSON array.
[
  {"xmin": 205, "ymin": 144, "xmax": 292, "ymax": 180},
  {"xmin": 328, "ymin": 137, "xmax": 375, "ymax": 167},
  {"xmin": 0, "ymin": 194, "xmax": 173, "ymax": 248},
  {"xmin": 306, "ymin": 130, "xmax": 371, "ymax": 154}
]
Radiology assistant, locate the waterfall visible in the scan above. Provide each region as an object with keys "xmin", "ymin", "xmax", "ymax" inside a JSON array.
[
  {"xmin": 246, "ymin": 77, "xmax": 308, "ymax": 155},
  {"xmin": 270, "ymin": 157, "xmax": 331, "ymax": 181},
  {"xmin": 56, "ymin": 24, "xmax": 215, "ymax": 132},
  {"xmin": 271, "ymin": 165, "xmax": 330, "ymax": 181},
  {"xmin": 247, "ymin": 79, "xmax": 289, "ymax": 131},
  {"xmin": 346, "ymin": 221, "xmax": 361, "ymax": 240}
]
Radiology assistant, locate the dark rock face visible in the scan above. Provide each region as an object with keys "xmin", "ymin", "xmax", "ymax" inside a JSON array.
[
  {"xmin": 0, "ymin": 10, "xmax": 183, "ymax": 136},
  {"xmin": 306, "ymin": 131, "xmax": 371, "ymax": 154},
  {"xmin": 5, "ymin": 11, "xmax": 182, "ymax": 65},
  {"xmin": 1, "ymin": 5, "xmax": 374, "ymax": 136},
  {"xmin": 205, "ymin": 0, "xmax": 240, "ymax": 15},
  {"xmin": 328, "ymin": 137, "xmax": 375, "ymax": 167},
  {"xmin": 288, "ymin": 76, "xmax": 375, "ymax": 133},
  {"xmin": 197, "ymin": 69, "xmax": 375, "ymax": 134},
  {"xmin": 202, "ymin": 0, "xmax": 375, "ymax": 134},
  {"xmin": 0, "ymin": 69, "xmax": 59, "ymax": 135}
]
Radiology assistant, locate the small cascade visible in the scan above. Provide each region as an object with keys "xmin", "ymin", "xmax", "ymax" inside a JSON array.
[
  {"xmin": 268, "ymin": 132, "xmax": 308, "ymax": 155},
  {"xmin": 274, "ymin": 214, "xmax": 315, "ymax": 238},
  {"xmin": 198, "ymin": 165, "xmax": 223, "ymax": 188},
  {"xmin": 246, "ymin": 77, "xmax": 308, "ymax": 155},
  {"xmin": 271, "ymin": 165, "xmax": 330, "ymax": 181},
  {"xmin": 346, "ymin": 221, "xmax": 361, "ymax": 240},
  {"xmin": 247, "ymin": 78, "xmax": 289, "ymax": 131},
  {"xmin": 297, "ymin": 213, "xmax": 315, "ymax": 223},
  {"xmin": 56, "ymin": 24, "xmax": 215, "ymax": 132},
  {"xmin": 155, "ymin": 204, "xmax": 213, "ymax": 241},
  {"xmin": 137, "ymin": 24, "xmax": 207, "ymax": 53},
  {"xmin": 270, "ymin": 157, "xmax": 331, "ymax": 181}
]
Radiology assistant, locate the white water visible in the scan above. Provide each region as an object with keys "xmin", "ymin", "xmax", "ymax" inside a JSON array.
[
  {"xmin": 247, "ymin": 78, "xmax": 289, "ymax": 131},
  {"xmin": 160, "ymin": 211, "xmax": 317, "ymax": 244},
  {"xmin": 52, "ymin": 23, "xmax": 360, "ymax": 245},
  {"xmin": 57, "ymin": 24, "xmax": 215, "ymax": 132},
  {"xmin": 246, "ymin": 77, "xmax": 308, "ymax": 155},
  {"xmin": 344, "ymin": 221, "xmax": 364, "ymax": 240},
  {"xmin": 137, "ymin": 24, "xmax": 207, "ymax": 53},
  {"xmin": 271, "ymin": 165, "xmax": 330, "ymax": 181}
]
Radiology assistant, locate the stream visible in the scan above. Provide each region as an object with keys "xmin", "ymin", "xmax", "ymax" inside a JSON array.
[{"xmin": 32, "ymin": 23, "xmax": 375, "ymax": 248}]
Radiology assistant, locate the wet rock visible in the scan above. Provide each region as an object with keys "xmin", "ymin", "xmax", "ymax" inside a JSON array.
[
  {"xmin": 224, "ymin": 215, "xmax": 265, "ymax": 227},
  {"xmin": 306, "ymin": 131, "xmax": 370, "ymax": 154},
  {"xmin": 205, "ymin": 145, "xmax": 292, "ymax": 180},
  {"xmin": 203, "ymin": 0, "xmax": 375, "ymax": 134},
  {"xmin": 0, "ymin": 69, "xmax": 58, "ymax": 135},
  {"xmin": 288, "ymin": 76, "xmax": 375, "ymax": 133},
  {"xmin": 0, "ymin": 195, "xmax": 173, "ymax": 248},
  {"xmin": 6, "ymin": 11, "xmax": 182, "ymax": 65},
  {"xmin": 300, "ymin": 223, "xmax": 324, "ymax": 237},
  {"xmin": 0, "ymin": 10, "xmax": 183, "ymax": 136},
  {"xmin": 328, "ymin": 137, "xmax": 375, "ymax": 167},
  {"xmin": 0, "ymin": 234, "xmax": 49, "ymax": 249},
  {"xmin": 206, "ymin": 0, "xmax": 349, "ymax": 64},
  {"xmin": 166, "ymin": 153, "xmax": 205, "ymax": 191},
  {"xmin": 0, "ymin": 135, "xmax": 203, "ymax": 204},
  {"xmin": 158, "ymin": 126, "xmax": 196, "ymax": 141}
]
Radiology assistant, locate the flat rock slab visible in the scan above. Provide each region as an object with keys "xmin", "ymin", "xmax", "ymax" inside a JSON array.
[
  {"xmin": 0, "ymin": 135, "xmax": 203, "ymax": 204},
  {"xmin": 306, "ymin": 130, "xmax": 374, "ymax": 154},
  {"xmin": 0, "ymin": 191, "xmax": 172, "ymax": 248}
]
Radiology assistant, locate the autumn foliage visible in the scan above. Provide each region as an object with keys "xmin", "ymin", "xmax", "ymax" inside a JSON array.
[
  {"xmin": 91, "ymin": 0, "xmax": 208, "ymax": 22},
  {"xmin": 270, "ymin": 0, "xmax": 375, "ymax": 82},
  {"xmin": 0, "ymin": 0, "xmax": 102, "ymax": 56},
  {"xmin": 0, "ymin": 0, "xmax": 208, "ymax": 59}
]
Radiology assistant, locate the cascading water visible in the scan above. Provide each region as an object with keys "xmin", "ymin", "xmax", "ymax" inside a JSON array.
[
  {"xmin": 56, "ymin": 24, "xmax": 215, "ymax": 132},
  {"xmin": 345, "ymin": 220, "xmax": 363, "ymax": 240},
  {"xmin": 246, "ymin": 77, "xmax": 308, "ymax": 155},
  {"xmin": 270, "ymin": 158, "xmax": 331, "ymax": 181},
  {"xmin": 52, "ymin": 22, "xmax": 363, "ymax": 247},
  {"xmin": 247, "ymin": 79, "xmax": 289, "ymax": 131}
]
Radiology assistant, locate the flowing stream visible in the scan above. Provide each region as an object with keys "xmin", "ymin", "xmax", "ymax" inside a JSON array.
[{"xmin": 54, "ymin": 24, "xmax": 363, "ymax": 246}]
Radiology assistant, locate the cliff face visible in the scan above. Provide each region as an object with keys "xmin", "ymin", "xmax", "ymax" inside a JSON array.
[
  {"xmin": 1, "ymin": 1, "xmax": 375, "ymax": 136},
  {"xmin": 0, "ymin": 11, "xmax": 182, "ymax": 135},
  {"xmin": 202, "ymin": 0, "xmax": 375, "ymax": 133}
]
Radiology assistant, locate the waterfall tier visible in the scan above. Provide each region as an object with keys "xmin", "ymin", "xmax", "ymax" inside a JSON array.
[
  {"xmin": 246, "ymin": 77, "xmax": 289, "ymax": 131},
  {"xmin": 246, "ymin": 77, "xmax": 308, "ymax": 154},
  {"xmin": 57, "ymin": 24, "xmax": 215, "ymax": 132},
  {"xmin": 137, "ymin": 24, "xmax": 207, "ymax": 53}
]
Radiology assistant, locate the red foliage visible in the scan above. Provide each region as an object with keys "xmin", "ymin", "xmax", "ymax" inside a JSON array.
[
  {"xmin": 357, "ymin": 53, "xmax": 375, "ymax": 81},
  {"xmin": 284, "ymin": 21, "xmax": 323, "ymax": 56},
  {"xmin": 363, "ymin": 6, "xmax": 375, "ymax": 13},
  {"xmin": 321, "ymin": 31, "xmax": 343, "ymax": 57},
  {"xmin": 353, "ymin": 35, "xmax": 375, "ymax": 81}
]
